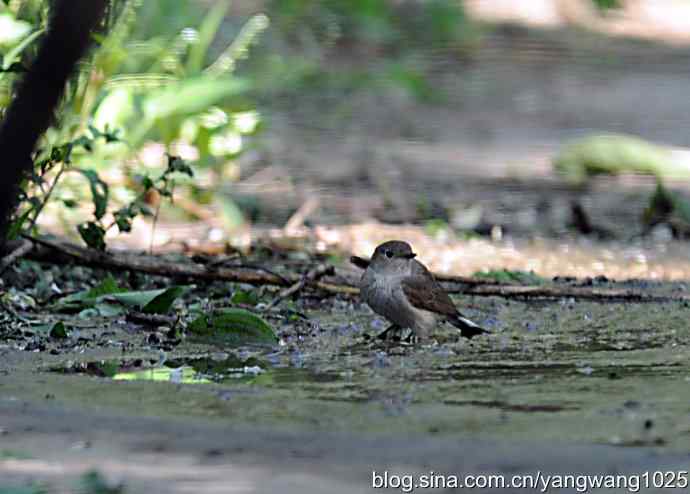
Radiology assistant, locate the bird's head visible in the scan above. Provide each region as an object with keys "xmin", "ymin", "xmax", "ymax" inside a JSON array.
[{"xmin": 370, "ymin": 240, "xmax": 417, "ymax": 273}]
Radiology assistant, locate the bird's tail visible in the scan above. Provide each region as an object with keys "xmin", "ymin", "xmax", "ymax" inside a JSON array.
[{"xmin": 449, "ymin": 313, "xmax": 488, "ymax": 339}]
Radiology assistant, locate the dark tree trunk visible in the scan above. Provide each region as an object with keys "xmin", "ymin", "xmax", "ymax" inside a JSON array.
[{"xmin": 0, "ymin": 0, "xmax": 108, "ymax": 251}]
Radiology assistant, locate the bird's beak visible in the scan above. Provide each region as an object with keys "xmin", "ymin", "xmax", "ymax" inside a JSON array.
[
  {"xmin": 350, "ymin": 256, "xmax": 370, "ymax": 269},
  {"xmin": 403, "ymin": 252, "xmax": 417, "ymax": 259}
]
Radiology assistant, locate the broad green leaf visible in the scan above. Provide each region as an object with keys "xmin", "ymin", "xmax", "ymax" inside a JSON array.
[
  {"xmin": 111, "ymin": 286, "xmax": 188, "ymax": 314},
  {"xmin": 142, "ymin": 286, "xmax": 187, "ymax": 314},
  {"xmin": 29, "ymin": 321, "xmax": 69, "ymax": 338},
  {"xmin": 188, "ymin": 308, "xmax": 277, "ymax": 346},
  {"xmin": 55, "ymin": 275, "xmax": 124, "ymax": 312},
  {"xmin": 49, "ymin": 321, "xmax": 68, "ymax": 339},
  {"xmin": 56, "ymin": 281, "xmax": 186, "ymax": 316}
]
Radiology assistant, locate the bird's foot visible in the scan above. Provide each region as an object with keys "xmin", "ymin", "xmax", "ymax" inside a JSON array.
[
  {"xmin": 377, "ymin": 325, "xmax": 419, "ymax": 346},
  {"xmin": 402, "ymin": 331, "xmax": 418, "ymax": 344},
  {"xmin": 377, "ymin": 324, "xmax": 402, "ymax": 341}
]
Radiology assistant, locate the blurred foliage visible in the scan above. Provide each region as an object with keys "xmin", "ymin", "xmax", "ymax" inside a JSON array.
[
  {"xmin": 269, "ymin": 0, "xmax": 475, "ymax": 52},
  {"xmin": 252, "ymin": 0, "xmax": 481, "ymax": 102},
  {"xmin": 0, "ymin": 0, "xmax": 267, "ymax": 247},
  {"xmin": 553, "ymin": 134, "xmax": 690, "ymax": 185},
  {"xmin": 591, "ymin": 0, "xmax": 620, "ymax": 11}
]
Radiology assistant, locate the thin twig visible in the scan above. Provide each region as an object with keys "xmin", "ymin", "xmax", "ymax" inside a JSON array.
[
  {"xmin": 266, "ymin": 264, "xmax": 335, "ymax": 309},
  {"xmin": 27, "ymin": 162, "xmax": 66, "ymax": 232},
  {"xmin": 149, "ymin": 197, "xmax": 162, "ymax": 255},
  {"xmin": 284, "ymin": 196, "xmax": 319, "ymax": 234},
  {"xmin": 451, "ymin": 284, "xmax": 676, "ymax": 301}
]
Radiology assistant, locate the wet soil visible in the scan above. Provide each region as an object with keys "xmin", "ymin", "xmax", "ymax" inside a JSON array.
[{"xmin": 2, "ymin": 275, "xmax": 690, "ymax": 492}]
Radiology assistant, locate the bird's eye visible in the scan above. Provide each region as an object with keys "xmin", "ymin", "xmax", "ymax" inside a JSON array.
[{"xmin": 385, "ymin": 250, "xmax": 393, "ymax": 258}]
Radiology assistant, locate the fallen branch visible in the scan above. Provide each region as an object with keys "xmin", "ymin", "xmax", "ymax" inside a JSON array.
[
  {"xmin": 24, "ymin": 235, "xmax": 291, "ymax": 287},
  {"xmin": 267, "ymin": 264, "xmax": 334, "ymax": 309},
  {"xmin": 15, "ymin": 236, "xmax": 690, "ymax": 303},
  {"xmin": 0, "ymin": 239, "xmax": 33, "ymax": 275}
]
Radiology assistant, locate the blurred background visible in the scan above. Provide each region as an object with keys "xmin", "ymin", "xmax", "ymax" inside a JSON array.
[{"xmin": 4, "ymin": 0, "xmax": 690, "ymax": 278}]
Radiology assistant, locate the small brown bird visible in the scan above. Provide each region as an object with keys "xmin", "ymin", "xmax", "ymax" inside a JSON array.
[{"xmin": 354, "ymin": 240, "xmax": 487, "ymax": 341}]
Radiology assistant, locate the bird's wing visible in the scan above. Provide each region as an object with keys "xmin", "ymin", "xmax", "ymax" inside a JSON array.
[{"xmin": 401, "ymin": 275, "xmax": 457, "ymax": 316}]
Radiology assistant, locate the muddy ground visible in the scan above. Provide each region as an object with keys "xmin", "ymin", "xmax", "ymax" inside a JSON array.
[{"xmin": 1, "ymin": 260, "xmax": 690, "ymax": 492}]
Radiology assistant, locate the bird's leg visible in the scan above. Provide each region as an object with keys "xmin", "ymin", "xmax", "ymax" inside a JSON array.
[
  {"xmin": 402, "ymin": 331, "xmax": 417, "ymax": 344},
  {"xmin": 377, "ymin": 323, "xmax": 402, "ymax": 341}
]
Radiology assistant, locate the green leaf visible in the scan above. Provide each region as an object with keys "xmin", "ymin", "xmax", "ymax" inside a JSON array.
[
  {"xmin": 54, "ymin": 275, "xmax": 124, "ymax": 312},
  {"xmin": 49, "ymin": 322, "xmax": 69, "ymax": 339},
  {"xmin": 142, "ymin": 286, "xmax": 188, "ymax": 314},
  {"xmin": 77, "ymin": 222, "xmax": 106, "ymax": 251},
  {"xmin": 188, "ymin": 308, "xmax": 277, "ymax": 346},
  {"xmin": 1, "ymin": 28, "xmax": 42, "ymax": 68},
  {"xmin": 0, "ymin": 62, "xmax": 25, "ymax": 73},
  {"xmin": 111, "ymin": 286, "xmax": 188, "ymax": 314},
  {"xmin": 186, "ymin": 1, "xmax": 231, "ymax": 74},
  {"xmin": 93, "ymin": 88, "xmax": 136, "ymax": 132},
  {"xmin": 230, "ymin": 289, "xmax": 259, "ymax": 306},
  {"xmin": 76, "ymin": 169, "xmax": 109, "ymax": 220},
  {"xmin": 143, "ymin": 77, "xmax": 248, "ymax": 121},
  {"xmin": 55, "ymin": 280, "xmax": 186, "ymax": 316},
  {"xmin": 113, "ymin": 204, "xmax": 140, "ymax": 233},
  {"xmin": 7, "ymin": 208, "xmax": 33, "ymax": 240},
  {"xmin": 87, "ymin": 275, "xmax": 123, "ymax": 298}
]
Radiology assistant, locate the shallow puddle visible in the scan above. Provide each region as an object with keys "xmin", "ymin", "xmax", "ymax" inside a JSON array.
[
  {"xmin": 5, "ymin": 286, "xmax": 685, "ymax": 452},
  {"xmin": 51, "ymin": 353, "xmax": 345, "ymax": 386}
]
